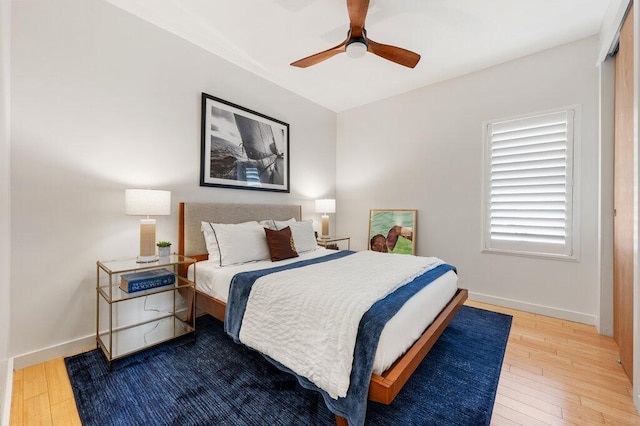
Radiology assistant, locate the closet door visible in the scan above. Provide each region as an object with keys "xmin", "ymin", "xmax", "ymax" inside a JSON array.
[{"xmin": 614, "ymin": 2, "xmax": 634, "ymax": 382}]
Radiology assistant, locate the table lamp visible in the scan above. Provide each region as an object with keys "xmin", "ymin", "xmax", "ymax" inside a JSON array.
[
  {"xmin": 315, "ymin": 198, "xmax": 336, "ymax": 238},
  {"xmin": 125, "ymin": 189, "xmax": 171, "ymax": 263}
]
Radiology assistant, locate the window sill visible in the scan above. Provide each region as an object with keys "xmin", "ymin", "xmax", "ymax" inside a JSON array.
[{"xmin": 481, "ymin": 247, "xmax": 579, "ymax": 262}]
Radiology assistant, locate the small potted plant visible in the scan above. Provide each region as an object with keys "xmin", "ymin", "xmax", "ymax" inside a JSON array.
[{"xmin": 157, "ymin": 241, "xmax": 172, "ymax": 258}]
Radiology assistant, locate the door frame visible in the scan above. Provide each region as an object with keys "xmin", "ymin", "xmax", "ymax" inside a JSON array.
[{"xmin": 598, "ymin": 0, "xmax": 639, "ymax": 412}]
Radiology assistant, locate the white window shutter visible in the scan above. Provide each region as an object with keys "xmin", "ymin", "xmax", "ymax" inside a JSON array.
[{"xmin": 484, "ymin": 109, "xmax": 575, "ymax": 258}]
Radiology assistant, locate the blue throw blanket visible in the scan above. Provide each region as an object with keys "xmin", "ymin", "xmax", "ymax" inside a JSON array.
[{"xmin": 225, "ymin": 251, "xmax": 456, "ymax": 426}]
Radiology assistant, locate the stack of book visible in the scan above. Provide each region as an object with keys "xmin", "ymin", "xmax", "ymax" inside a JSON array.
[{"xmin": 120, "ymin": 268, "xmax": 176, "ymax": 293}]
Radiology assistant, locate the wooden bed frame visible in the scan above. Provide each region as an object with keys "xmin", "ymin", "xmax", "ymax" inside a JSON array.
[{"xmin": 177, "ymin": 202, "xmax": 468, "ymax": 425}]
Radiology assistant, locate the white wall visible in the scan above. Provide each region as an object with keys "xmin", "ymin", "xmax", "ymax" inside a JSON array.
[
  {"xmin": 10, "ymin": 0, "xmax": 336, "ymax": 364},
  {"xmin": 337, "ymin": 37, "xmax": 601, "ymax": 323},
  {"xmin": 0, "ymin": 0, "xmax": 11, "ymax": 422}
]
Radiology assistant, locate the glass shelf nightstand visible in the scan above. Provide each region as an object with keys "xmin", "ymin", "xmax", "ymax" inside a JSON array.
[
  {"xmin": 96, "ymin": 254, "xmax": 196, "ymax": 366},
  {"xmin": 317, "ymin": 236, "xmax": 350, "ymax": 250}
]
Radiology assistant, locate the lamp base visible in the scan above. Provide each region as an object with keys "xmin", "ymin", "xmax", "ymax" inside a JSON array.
[
  {"xmin": 321, "ymin": 215, "xmax": 330, "ymax": 237},
  {"xmin": 136, "ymin": 255, "xmax": 159, "ymax": 263},
  {"xmin": 139, "ymin": 219, "xmax": 157, "ymax": 262}
]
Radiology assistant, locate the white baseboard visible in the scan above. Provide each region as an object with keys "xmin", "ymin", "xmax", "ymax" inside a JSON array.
[
  {"xmin": 1, "ymin": 357, "xmax": 12, "ymax": 426},
  {"xmin": 468, "ymin": 291, "xmax": 597, "ymax": 325},
  {"xmin": 12, "ymin": 335, "xmax": 95, "ymax": 371}
]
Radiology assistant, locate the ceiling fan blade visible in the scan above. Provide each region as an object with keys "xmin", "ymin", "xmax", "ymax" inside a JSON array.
[
  {"xmin": 347, "ymin": 0, "xmax": 369, "ymax": 37},
  {"xmin": 290, "ymin": 40, "xmax": 347, "ymax": 68},
  {"xmin": 367, "ymin": 39, "xmax": 421, "ymax": 68}
]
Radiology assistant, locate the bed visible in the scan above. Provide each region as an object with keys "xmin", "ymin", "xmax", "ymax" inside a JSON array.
[{"xmin": 177, "ymin": 202, "xmax": 468, "ymax": 425}]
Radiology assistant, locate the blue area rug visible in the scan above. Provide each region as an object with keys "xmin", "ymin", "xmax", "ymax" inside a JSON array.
[{"xmin": 65, "ymin": 305, "xmax": 511, "ymax": 425}]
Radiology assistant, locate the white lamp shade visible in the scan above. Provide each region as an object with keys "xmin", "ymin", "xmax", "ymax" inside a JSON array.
[
  {"xmin": 315, "ymin": 199, "xmax": 336, "ymax": 214},
  {"xmin": 125, "ymin": 189, "xmax": 171, "ymax": 216}
]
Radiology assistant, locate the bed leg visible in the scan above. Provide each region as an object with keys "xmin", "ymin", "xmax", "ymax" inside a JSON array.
[
  {"xmin": 178, "ymin": 287, "xmax": 195, "ymax": 324},
  {"xmin": 185, "ymin": 290, "xmax": 195, "ymax": 324},
  {"xmin": 335, "ymin": 415, "xmax": 348, "ymax": 426}
]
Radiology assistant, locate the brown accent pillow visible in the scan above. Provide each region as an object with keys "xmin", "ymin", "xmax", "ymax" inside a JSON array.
[{"xmin": 264, "ymin": 226, "xmax": 299, "ymax": 261}]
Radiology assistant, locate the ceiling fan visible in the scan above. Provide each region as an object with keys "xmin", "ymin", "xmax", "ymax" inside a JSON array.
[{"xmin": 290, "ymin": 0, "xmax": 421, "ymax": 69}]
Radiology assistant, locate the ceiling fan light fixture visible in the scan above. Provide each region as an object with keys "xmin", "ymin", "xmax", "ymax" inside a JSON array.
[
  {"xmin": 290, "ymin": 2, "xmax": 420, "ymax": 68},
  {"xmin": 346, "ymin": 41, "xmax": 367, "ymax": 59}
]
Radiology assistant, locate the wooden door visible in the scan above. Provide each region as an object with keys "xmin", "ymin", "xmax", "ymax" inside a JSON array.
[{"xmin": 614, "ymin": 3, "xmax": 634, "ymax": 382}]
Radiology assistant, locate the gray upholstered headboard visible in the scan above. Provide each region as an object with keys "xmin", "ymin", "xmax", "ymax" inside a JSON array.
[{"xmin": 178, "ymin": 202, "xmax": 302, "ymax": 259}]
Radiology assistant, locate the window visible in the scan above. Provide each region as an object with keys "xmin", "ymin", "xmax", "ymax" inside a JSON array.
[{"xmin": 483, "ymin": 108, "xmax": 577, "ymax": 259}]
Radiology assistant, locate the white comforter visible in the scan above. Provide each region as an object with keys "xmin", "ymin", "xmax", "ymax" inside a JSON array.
[
  {"xmin": 189, "ymin": 249, "xmax": 458, "ymax": 376},
  {"xmin": 238, "ymin": 251, "xmax": 443, "ymax": 399}
]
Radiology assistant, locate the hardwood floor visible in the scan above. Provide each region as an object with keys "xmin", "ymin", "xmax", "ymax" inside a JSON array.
[
  {"xmin": 10, "ymin": 357, "xmax": 81, "ymax": 426},
  {"xmin": 465, "ymin": 301, "xmax": 638, "ymax": 426},
  {"xmin": 9, "ymin": 301, "xmax": 638, "ymax": 425}
]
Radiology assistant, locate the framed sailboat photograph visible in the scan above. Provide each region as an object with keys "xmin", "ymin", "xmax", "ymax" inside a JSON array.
[{"xmin": 200, "ymin": 93, "xmax": 290, "ymax": 193}]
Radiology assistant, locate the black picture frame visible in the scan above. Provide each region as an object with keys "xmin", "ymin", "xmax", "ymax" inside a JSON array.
[{"xmin": 200, "ymin": 93, "xmax": 290, "ymax": 193}]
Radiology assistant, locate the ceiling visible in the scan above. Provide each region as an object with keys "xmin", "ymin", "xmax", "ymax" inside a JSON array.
[{"xmin": 105, "ymin": 0, "xmax": 613, "ymax": 112}]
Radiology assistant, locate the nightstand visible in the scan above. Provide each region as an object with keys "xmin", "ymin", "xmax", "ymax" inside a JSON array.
[
  {"xmin": 317, "ymin": 236, "xmax": 350, "ymax": 250},
  {"xmin": 96, "ymin": 254, "xmax": 196, "ymax": 366}
]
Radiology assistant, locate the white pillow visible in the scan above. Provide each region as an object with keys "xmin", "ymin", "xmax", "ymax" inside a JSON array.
[
  {"xmin": 273, "ymin": 218, "xmax": 297, "ymax": 230},
  {"xmin": 201, "ymin": 221, "xmax": 270, "ymax": 266},
  {"xmin": 258, "ymin": 219, "xmax": 275, "ymax": 229},
  {"xmin": 201, "ymin": 221, "xmax": 222, "ymax": 262},
  {"xmin": 258, "ymin": 218, "xmax": 297, "ymax": 230},
  {"xmin": 289, "ymin": 220, "xmax": 318, "ymax": 253}
]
